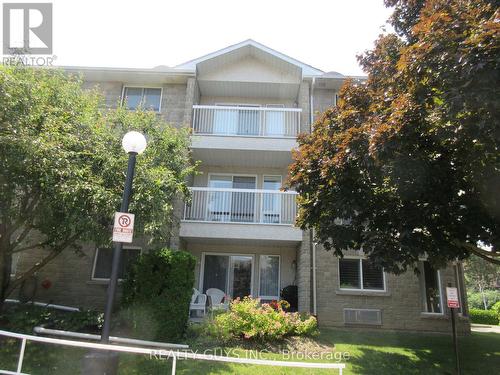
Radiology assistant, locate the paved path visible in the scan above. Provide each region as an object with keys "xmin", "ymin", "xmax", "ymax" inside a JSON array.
[{"xmin": 471, "ymin": 323, "xmax": 500, "ymax": 333}]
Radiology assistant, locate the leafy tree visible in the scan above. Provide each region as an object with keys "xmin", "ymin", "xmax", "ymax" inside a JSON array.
[
  {"xmin": 287, "ymin": 0, "xmax": 499, "ymax": 273},
  {"xmin": 464, "ymin": 255, "xmax": 500, "ymax": 309},
  {"xmin": 0, "ymin": 66, "xmax": 195, "ymax": 310}
]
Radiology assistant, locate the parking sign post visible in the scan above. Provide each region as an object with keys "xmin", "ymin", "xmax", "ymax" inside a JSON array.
[
  {"xmin": 83, "ymin": 132, "xmax": 147, "ymax": 375},
  {"xmin": 447, "ymin": 283, "xmax": 461, "ymax": 375}
]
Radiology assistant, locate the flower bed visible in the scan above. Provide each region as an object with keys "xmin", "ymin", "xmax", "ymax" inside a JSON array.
[{"xmin": 204, "ymin": 297, "xmax": 318, "ymax": 343}]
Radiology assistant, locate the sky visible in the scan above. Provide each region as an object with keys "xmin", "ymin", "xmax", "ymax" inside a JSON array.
[{"xmin": 2, "ymin": 0, "xmax": 393, "ymax": 76}]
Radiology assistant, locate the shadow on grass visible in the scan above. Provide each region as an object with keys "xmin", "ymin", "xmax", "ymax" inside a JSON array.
[{"xmin": 316, "ymin": 328, "xmax": 500, "ymax": 375}]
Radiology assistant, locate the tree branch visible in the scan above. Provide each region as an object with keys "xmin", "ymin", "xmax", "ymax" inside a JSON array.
[
  {"xmin": 9, "ymin": 225, "xmax": 34, "ymax": 252},
  {"xmin": 6, "ymin": 231, "xmax": 83, "ymax": 295},
  {"xmin": 7, "ymin": 196, "xmax": 39, "ymax": 239},
  {"xmin": 456, "ymin": 241, "xmax": 500, "ymax": 265},
  {"xmin": 10, "ymin": 240, "xmax": 51, "ymax": 254}
]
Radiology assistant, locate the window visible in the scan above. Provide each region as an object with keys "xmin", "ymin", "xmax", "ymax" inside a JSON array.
[
  {"xmin": 339, "ymin": 258, "xmax": 385, "ymax": 291},
  {"xmin": 259, "ymin": 255, "xmax": 280, "ymax": 299},
  {"xmin": 123, "ymin": 87, "xmax": 161, "ymax": 111},
  {"xmin": 92, "ymin": 247, "xmax": 141, "ymax": 280},
  {"xmin": 420, "ymin": 261, "xmax": 443, "ymax": 314}
]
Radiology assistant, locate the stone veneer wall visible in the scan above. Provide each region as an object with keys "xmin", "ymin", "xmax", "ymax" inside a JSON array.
[{"xmin": 314, "ymin": 247, "xmax": 470, "ymax": 333}]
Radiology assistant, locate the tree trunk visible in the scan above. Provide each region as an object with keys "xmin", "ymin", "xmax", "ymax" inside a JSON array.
[
  {"xmin": 0, "ymin": 223, "xmax": 12, "ymax": 314},
  {"xmin": 478, "ymin": 284, "xmax": 488, "ymax": 310}
]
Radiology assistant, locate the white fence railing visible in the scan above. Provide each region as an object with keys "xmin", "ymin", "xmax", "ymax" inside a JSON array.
[
  {"xmin": 183, "ymin": 187, "xmax": 298, "ymax": 225},
  {"xmin": 0, "ymin": 329, "xmax": 346, "ymax": 375},
  {"xmin": 192, "ymin": 105, "xmax": 301, "ymax": 137}
]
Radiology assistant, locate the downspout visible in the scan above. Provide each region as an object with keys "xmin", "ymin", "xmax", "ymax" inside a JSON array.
[{"xmin": 309, "ymin": 77, "xmax": 318, "ymax": 316}]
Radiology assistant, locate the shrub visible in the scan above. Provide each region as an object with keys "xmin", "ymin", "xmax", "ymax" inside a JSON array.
[
  {"xmin": 0, "ymin": 303, "xmax": 103, "ymax": 334},
  {"xmin": 491, "ymin": 301, "xmax": 500, "ymax": 321},
  {"xmin": 121, "ymin": 248, "xmax": 196, "ymax": 342},
  {"xmin": 469, "ymin": 308, "xmax": 499, "ymax": 325},
  {"xmin": 208, "ymin": 297, "xmax": 318, "ymax": 343},
  {"xmin": 467, "ymin": 290, "xmax": 500, "ymax": 310}
]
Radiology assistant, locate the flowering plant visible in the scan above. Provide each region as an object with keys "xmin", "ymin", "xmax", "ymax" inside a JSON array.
[{"xmin": 209, "ymin": 296, "xmax": 317, "ymax": 343}]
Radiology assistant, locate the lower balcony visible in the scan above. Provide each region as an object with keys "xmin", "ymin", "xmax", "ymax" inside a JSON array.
[{"xmin": 180, "ymin": 187, "xmax": 303, "ymax": 245}]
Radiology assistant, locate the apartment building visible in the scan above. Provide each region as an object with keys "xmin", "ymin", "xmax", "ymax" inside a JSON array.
[{"xmin": 16, "ymin": 40, "xmax": 470, "ymax": 333}]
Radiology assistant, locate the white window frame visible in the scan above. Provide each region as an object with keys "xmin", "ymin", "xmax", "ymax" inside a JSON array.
[
  {"xmin": 91, "ymin": 246, "xmax": 142, "ymax": 282},
  {"xmin": 258, "ymin": 255, "xmax": 281, "ymax": 300},
  {"xmin": 199, "ymin": 252, "xmax": 255, "ymax": 299},
  {"xmin": 420, "ymin": 261, "xmax": 444, "ymax": 315},
  {"xmin": 338, "ymin": 256, "xmax": 387, "ymax": 292},
  {"xmin": 121, "ymin": 86, "xmax": 163, "ymax": 112}
]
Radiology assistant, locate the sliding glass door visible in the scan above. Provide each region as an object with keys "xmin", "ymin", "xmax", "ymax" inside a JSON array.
[
  {"xmin": 207, "ymin": 175, "xmax": 256, "ymax": 223},
  {"xmin": 262, "ymin": 176, "xmax": 281, "ymax": 223},
  {"xmin": 202, "ymin": 254, "xmax": 253, "ymax": 299}
]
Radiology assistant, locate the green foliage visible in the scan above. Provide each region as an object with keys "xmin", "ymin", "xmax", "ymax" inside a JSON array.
[
  {"xmin": 0, "ymin": 303, "xmax": 103, "ymax": 334},
  {"xmin": 464, "ymin": 255, "xmax": 500, "ymax": 292},
  {"xmin": 205, "ymin": 297, "xmax": 318, "ymax": 343},
  {"xmin": 491, "ymin": 301, "xmax": 500, "ymax": 320},
  {"xmin": 469, "ymin": 308, "xmax": 499, "ymax": 325},
  {"xmin": 467, "ymin": 290, "xmax": 500, "ymax": 310},
  {"xmin": 121, "ymin": 248, "xmax": 196, "ymax": 342},
  {"xmin": 287, "ymin": 0, "xmax": 500, "ymax": 273},
  {"xmin": 0, "ymin": 65, "xmax": 195, "ymax": 304}
]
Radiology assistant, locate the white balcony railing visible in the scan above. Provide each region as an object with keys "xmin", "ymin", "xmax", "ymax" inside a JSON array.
[
  {"xmin": 183, "ymin": 187, "xmax": 298, "ymax": 225},
  {"xmin": 192, "ymin": 105, "xmax": 301, "ymax": 138}
]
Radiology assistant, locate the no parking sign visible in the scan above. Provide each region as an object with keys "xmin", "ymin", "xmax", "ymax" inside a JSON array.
[{"xmin": 112, "ymin": 212, "xmax": 135, "ymax": 243}]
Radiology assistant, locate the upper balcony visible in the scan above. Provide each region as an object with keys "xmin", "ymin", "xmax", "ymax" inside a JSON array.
[
  {"xmin": 180, "ymin": 187, "xmax": 303, "ymax": 245},
  {"xmin": 190, "ymin": 105, "xmax": 301, "ymax": 168}
]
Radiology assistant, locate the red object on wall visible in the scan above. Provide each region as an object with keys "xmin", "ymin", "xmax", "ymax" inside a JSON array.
[{"xmin": 41, "ymin": 279, "xmax": 52, "ymax": 289}]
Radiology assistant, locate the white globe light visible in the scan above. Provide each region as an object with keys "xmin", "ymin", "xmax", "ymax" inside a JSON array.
[{"xmin": 122, "ymin": 131, "xmax": 147, "ymax": 154}]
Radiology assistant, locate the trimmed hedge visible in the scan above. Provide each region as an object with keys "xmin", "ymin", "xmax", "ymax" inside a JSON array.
[
  {"xmin": 469, "ymin": 308, "xmax": 499, "ymax": 325},
  {"xmin": 121, "ymin": 248, "xmax": 196, "ymax": 341}
]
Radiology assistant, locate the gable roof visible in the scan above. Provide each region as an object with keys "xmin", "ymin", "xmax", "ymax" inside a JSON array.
[{"xmin": 175, "ymin": 39, "xmax": 324, "ymax": 77}]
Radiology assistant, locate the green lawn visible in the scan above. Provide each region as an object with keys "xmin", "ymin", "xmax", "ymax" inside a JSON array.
[{"xmin": 1, "ymin": 328, "xmax": 499, "ymax": 374}]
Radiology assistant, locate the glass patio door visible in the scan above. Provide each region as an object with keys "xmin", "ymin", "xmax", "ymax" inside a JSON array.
[
  {"xmin": 202, "ymin": 254, "xmax": 253, "ymax": 299},
  {"xmin": 208, "ymin": 176, "xmax": 232, "ymax": 221},
  {"xmin": 262, "ymin": 176, "xmax": 281, "ymax": 223},
  {"xmin": 265, "ymin": 105, "xmax": 285, "ymax": 136},
  {"xmin": 237, "ymin": 106, "xmax": 260, "ymax": 135},
  {"xmin": 213, "ymin": 107, "xmax": 238, "ymax": 135},
  {"xmin": 208, "ymin": 175, "xmax": 256, "ymax": 223},
  {"xmin": 230, "ymin": 256, "xmax": 252, "ymax": 299},
  {"xmin": 231, "ymin": 176, "xmax": 256, "ymax": 222}
]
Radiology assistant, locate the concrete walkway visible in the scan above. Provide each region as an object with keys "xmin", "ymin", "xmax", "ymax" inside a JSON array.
[{"xmin": 471, "ymin": 323, "xmax": 500, "ymax": 333}]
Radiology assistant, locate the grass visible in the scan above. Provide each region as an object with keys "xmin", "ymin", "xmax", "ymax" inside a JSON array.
[{"xmin": 0, "ymin": 328, "xmax": 499, "ymax": 374}]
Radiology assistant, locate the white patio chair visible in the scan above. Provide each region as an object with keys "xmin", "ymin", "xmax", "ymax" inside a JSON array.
[
  {"xmin": 206, "ymin": 288, "xmax": 229, "ymax": 312},
  {"xmin": 189, "ymin": 288, "xmax": 207, "ymax": 317}
]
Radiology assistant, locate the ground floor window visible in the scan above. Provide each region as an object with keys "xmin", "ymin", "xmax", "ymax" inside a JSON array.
[
  {"xmin": 339, "ymin": 258, "xmax": 385, "ymax": 291},
  {"xmin": 201, "ymin": 254, "xmax": 253, "ymax": 299},
  {"xmin": 420, "ymin": 261, "xmax": 443, "ymax": 314},
  {"xmin": 259, "ymin": 255, "xmax": 280, "ymax": 300},
  {"xmin": 91, "ymin": 247, "xmax": 141, "ymax": 281}
]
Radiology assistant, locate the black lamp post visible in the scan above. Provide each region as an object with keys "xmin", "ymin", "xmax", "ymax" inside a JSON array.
[{"xmin": 82, "ymin": 131, "xmax": 147, "ymax": 375}]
